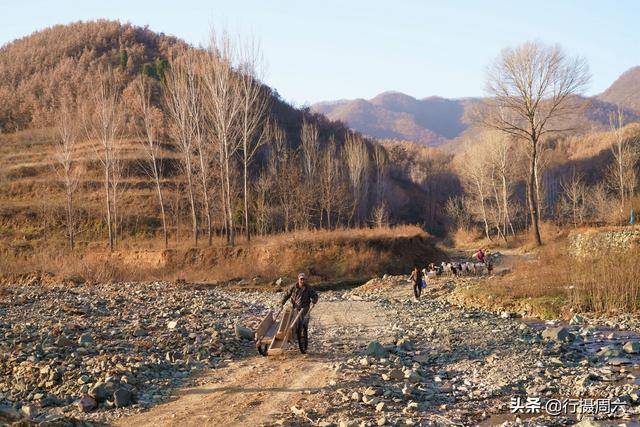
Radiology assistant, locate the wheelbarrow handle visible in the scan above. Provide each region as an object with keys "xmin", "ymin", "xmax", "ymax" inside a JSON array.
[{"xmin": 274, "ymin": 304, "xmax": 284, "ymax": 319}]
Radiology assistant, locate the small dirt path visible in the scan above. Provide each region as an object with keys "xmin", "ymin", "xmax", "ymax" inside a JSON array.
[{"xmin": 117, "ymin": 299, "xmax": 390, "ymax": 427}]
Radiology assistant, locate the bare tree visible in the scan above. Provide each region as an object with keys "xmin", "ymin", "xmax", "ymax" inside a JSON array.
[
  {"xmin": 608, "ymin": 107, "xmax": 639, "ymax": 220},
  {"xmin": 319, "ymin": 139, "xmax": 341, "ymax": 229},
  {"xmin": 301, "ymin": 118, "xmax": 320, "ymax": 179},
  {"xmin": 344, "ymin": 133, "xmax": 370, "ymax": 225},
  {"xmin": 372, "ymin": 143, "xmax": 388, "ymax": 205},
  {"xmin": 458, "ymin": 144, "xmax": 491, "ymax": 240},
  {"xmin": 132, "ymin": 74, "xmax": 169, "ymax": 248},
  {"xmin": 559, "ymin": 168, "xmax": 587, "ymax": 228},
  {"xmin": 238, "ymin": 38, "xmax": 270, "ymax": 241},
  {"xmin": 371, "ymin": 201, "xmax": 389, "ymax": 228},
  {"xmin": 54, "ymin": 98, "xmax": 82, "ymax": 249},
  {"xmin": 269, "ymin": 123, "xmax": 299, "ymax": 232},
  {"xmin": 110, "ymin": 146, "xmax": 125, "ymax": 248},
  {"xmin": 202, "ymin": 29, "xmax": 243, "ymax": 245},
  {"xmin": 254, "ymin": 171, "xmax": 272, "ymax": 235},
  {"xmin": 483, "ymin": 41, "xmax": 590, "ymax": 245},
  {"xmin": 300, "ymin": 118, "xmax": 321, "ymax": 228},
  {"xmin": 485, "ymin": 131, "xmax": 516, "ymax": 237},
  {"xmin": 164, "ymin": 52, "xmax": 199, "ymax": 246},
  {"xmin": 84, "ymin": 67, "xmax": 124, "ymax": 252},
  {"xmin": 188, "ymin": 54, "xmax": 214, "ymax": 246}
]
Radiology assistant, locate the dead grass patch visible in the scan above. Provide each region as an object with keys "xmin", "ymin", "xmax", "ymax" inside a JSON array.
[{"xmin": 469, "ymin": 239, "xmax": 640, "ymax": 317}]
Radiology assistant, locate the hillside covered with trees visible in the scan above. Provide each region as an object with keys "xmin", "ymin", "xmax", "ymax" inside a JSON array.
[{"xmin": 0, "ymin": 20, "xmax": 457, "ymax": 257}]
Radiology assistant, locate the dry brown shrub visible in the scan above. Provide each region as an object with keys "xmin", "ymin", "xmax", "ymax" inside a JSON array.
[
  {"xmin": 452, "ymin": 227, "xmax": 482, "ymax": 247},
  {"xmin": 568, "ymin": 250, "xmax": 640, "ymax": 313},
  {"xmin": 488, "ymin": 239, "xmax": 640, "ymax": 315}
]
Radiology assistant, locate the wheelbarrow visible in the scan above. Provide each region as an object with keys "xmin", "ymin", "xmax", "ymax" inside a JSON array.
[{"xmin": 254, "ymin": 303, "xmax": 313, "ymax": 356}]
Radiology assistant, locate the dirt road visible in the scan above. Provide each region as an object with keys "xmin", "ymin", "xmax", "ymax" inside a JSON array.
[{"xmin": 118, "ymin": 299, "xmax": 391, "ymax": 427}]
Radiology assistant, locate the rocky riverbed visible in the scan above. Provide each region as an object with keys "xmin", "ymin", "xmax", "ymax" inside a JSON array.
[
  {"xmin": 0, "ymin": 281, "xmax": 275, "ymax": 424},
  {"xmin": 2, "ymin": 277, "xmax": 640, "ymax": 426}
]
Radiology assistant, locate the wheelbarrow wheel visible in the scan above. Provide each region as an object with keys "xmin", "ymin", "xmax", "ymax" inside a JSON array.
[
  {"xmin": 296, "ymin": 322, "xmax": 308, "ymax": 354},
  {"xmin": 257, "ymin": 342, "xmax": 269, "ymax": 356}
]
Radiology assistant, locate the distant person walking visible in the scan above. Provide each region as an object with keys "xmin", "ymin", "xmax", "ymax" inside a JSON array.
[
  {"xmin": 409, "ymin": 265, "xmax": 423, "ymax": 300},
  {"xmin": 475, "ymin": 248, "xmax": 486, "ymax": 264}
]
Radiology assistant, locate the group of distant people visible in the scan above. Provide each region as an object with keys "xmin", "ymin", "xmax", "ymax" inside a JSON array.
[{"xmin": 409, "ymin": 248, "xmax": 494, "ymax": 300}]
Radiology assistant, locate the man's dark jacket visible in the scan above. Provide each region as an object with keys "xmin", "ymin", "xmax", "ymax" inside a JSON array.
[{"xmin": 281, "ymin": 284, "xmax": 319, "ymax": 310}]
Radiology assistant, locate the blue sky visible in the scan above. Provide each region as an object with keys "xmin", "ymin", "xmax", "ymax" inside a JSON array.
[{"xmin": 2, "ymin": 0, "xmax": 639, "ymax": 106}]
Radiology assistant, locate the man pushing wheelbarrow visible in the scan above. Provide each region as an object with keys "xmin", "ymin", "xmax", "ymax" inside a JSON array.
[
  {"xmin": 254, "ymin": 273, "xmax": 319, "ymax": 355},
  {"xmin": 280, "ymin": 273, "xmax": 319, "ymax": 353}
]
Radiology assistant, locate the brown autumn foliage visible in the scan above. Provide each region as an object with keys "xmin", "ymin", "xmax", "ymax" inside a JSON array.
[{"xmin": 0, "ymin": 20, "xmax": 188, "ymax": 132}]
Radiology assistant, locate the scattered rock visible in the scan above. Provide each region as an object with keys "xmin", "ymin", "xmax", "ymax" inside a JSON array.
[
  {"xmin": 365, "ymin": 341, "xmax": 388, "ymax": 358},
  {"xmin": 167, "ymin": 320, "xmax": 179, "ymax": 330},
  {"xmin": 77, "ymin": 333, "xmax": 94, "ymax": 347},
  {"xmin": 234, "ymin": 324, "xmax": 255, "ymax": 340},
  {"xmin": 113, "ymin": 388, "xmax": 132, "ymax": 408},
  {"xmin": 541, "ymin": 326, "xmax": 574, "ymax": 342},
  {"xmin": 570, "ymin": 314, "xmax": 585, "ymax": 325},
  {"xmin": 290, "ymin": 405, "xmax": 306, "ymax": 417},
  {"xmin": 77, "ymin": 395, "xmax": 97, "ymax": 413},
  {"xmin": 623, "ymin": 341, "xmax": 640, "ymax": 354}
]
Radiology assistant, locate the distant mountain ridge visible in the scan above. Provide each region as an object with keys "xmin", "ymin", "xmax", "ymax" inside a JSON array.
[
  {"xmin": 312, "ymin": 92, "xmax": 475, "ymax": 146},
  {"xmin": 313, "ymin": 68, "xmax": 640, "ymax": 147},
  {"xmin": 597, "ymin": 66, "xmax": 640, "ymax": 113}
]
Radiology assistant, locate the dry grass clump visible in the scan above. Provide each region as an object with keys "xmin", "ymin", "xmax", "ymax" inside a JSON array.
[
  {"xmin": 568, "ymin": 251, "xmax": 640, "ymax": 313},
  {"xmin": 485, "ymin": 240, "xmax": 640, "ymax": 315},
  {"xmin": 486, "ymin": 243, "xmax": 569, "ymax": 299},
  {"xmin": 252, "ymin": 225, "xmax": 427, "ymax": 246},
  {"xmin": 451, "ymin": 227, "xmax": 482, "ymax": 247}
]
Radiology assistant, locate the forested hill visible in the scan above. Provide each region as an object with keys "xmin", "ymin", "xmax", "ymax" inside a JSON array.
[
  {"xmin": 0, "ymin": 20, "xmax": 353, "ymax": 145},
  {"xmin": 0, "ymin": 20, "xmax": 187, "ymax": 132},
  {"xmin": 0, "ymin": 20, "xmax": 457, "ymax": 237}
]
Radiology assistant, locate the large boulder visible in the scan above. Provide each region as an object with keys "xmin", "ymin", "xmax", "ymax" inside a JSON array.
[
  {"xmin": 623, "ymin": 341, "xmax": 640, "ymax": 354},
  {"xmin": 541, "ymin": 326, "xmax": 574, "ymax": 342},
  {"xmin": 77, "ymin": 395, "xmax": 97, "ymax": 413},
  {"xmin": 234, "ymin": 324, "xmax": 255, "ymax": 341},
  {"xmin": 365, "ymin": 341, "xmax": 388, "ymax": 358}
]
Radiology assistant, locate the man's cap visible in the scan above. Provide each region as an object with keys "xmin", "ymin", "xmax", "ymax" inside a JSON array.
[{"xmin": 298, "ymin": 272, "xmax": 306, "ymax": 279}]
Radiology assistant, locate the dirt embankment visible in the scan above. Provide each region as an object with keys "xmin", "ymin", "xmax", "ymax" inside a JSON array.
[
  {"xmin": 1, "ymin": 227, "xmax": 447, "ymax": 286},
  {"xmin": 156, "ymin": 230, "xmax": 445, "ymax": 283}
]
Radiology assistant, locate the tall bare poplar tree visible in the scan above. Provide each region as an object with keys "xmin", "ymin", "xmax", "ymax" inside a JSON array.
[
  {"xmin": 132, "ymin": 74, "xmax": 169, "ymax": 248},
  {"xmin": 483, "ymin": 41, "xmax": 590, "ymax": 245},
  {"xmin": 319, "ymin": 140, "xmax": 340, "ymax": 229},
  {"xmin": 85, "ymin": 67, "xmax": 123, "ymax": 252},
  {"xmin": 54, "ymin": 98, "xmax": 81, "ymax": 249},
  {"xmin": 458, "ymin": 145, "xmax": 491, "ymax": 240},
  {"xmin": 238, "ymin": 38, "xmax": 270, "ymax": 241},
  {"xmin": 164, "ymin": 53, "xmax": 199, "ymax": 246},
  {"xmin": 485, "ymin": 131, "xmax": 516, "ymax": 237},
  {"xmin": 202, "ymin": 29, "xmax": 243, "ymax": 245},
  {"xmin": 608, "ymin": 107, "xmax": 639, "ymax": 218},
  {"xmin": 344, "ymin": 133, "xmax": 370, "ymax": 225},
  {"xmin": 188, "ymin": 54, "xmax": 214, "ymax": 246}
]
